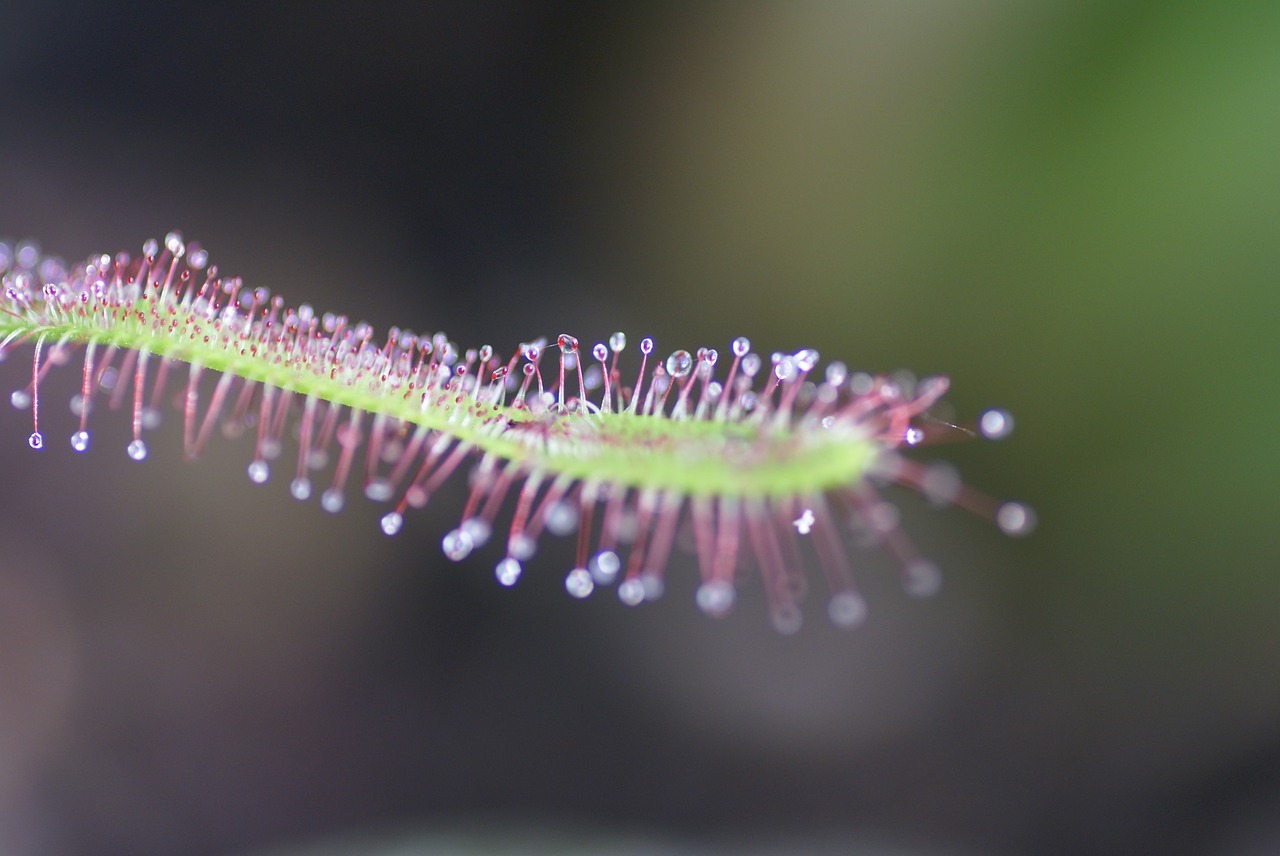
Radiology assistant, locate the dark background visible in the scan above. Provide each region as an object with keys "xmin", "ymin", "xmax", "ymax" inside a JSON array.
[{"xmin": 0, "ymin": 3, "xmax": 1277, "ymax": 855}]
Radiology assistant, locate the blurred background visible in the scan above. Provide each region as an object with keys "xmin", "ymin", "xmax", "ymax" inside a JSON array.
[{"xmin": 0, "ymin": 2, "xmax": 1277, "ymax": 854}]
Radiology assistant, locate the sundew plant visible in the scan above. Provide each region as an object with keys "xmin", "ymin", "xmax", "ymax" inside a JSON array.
[{"xmin": 0, "ymin": 233, "xmax": 1033, "ymax": 632}]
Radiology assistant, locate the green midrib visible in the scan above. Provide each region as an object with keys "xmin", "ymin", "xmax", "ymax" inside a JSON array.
[{"xmin": 1, "ymin": 306, "xmax": 879, "ymax": 499}]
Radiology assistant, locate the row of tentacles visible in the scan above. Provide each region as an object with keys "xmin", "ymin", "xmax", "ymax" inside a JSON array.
[{"xmin": 0, "ymin": 234, "xmax": 1033, "ymax": 631}]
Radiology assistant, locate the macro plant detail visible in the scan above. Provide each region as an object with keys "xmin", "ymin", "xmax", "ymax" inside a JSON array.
[{"xmin": 0, "ymin": 233, "xmax": 1033, "ymax": 632}]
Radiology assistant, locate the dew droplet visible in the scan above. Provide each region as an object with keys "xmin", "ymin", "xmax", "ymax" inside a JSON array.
[
  {"xmin": 565, "ymin": 568, "xmax": 594, "ymax": 598},
  {"xmin": 495, "ymin": 558, "xmax": 522, "ymax": 586},
  {"xmin": 618, "ymin": 578, "xmax": 646, "ymax": 606},
  {"xmin": 126, "ymin": 439, "xmax": 148, "ymax": 461},
  {"xmin": 980, "ymin": 409, "xmax": 1014, "ymax": 440},
  {"xmin": 28, "ymin": 431, "xmax": 43, "ymax": 450},
  {"xmin": 904, "ymin": 560, "xmax": 942, "ymax": 598},
  {"xmin": 320, "ymin": 488, "xmax": 345, "ymax": 513},
  {"xmin": 247, "ymin": 459, "xmax": 269, "ymax": 484},
  {"xmin": 695, "ymin": 580, "xmax": 735, "ymax": 616},
  {"xmin": 442, "ymin": 528, "xmax": 474, "ymax": 561},
  {"xmin": 380, "ymin": 512, "xmax": 403, "ymax": 536},
  {"xmin": 70, "ymin": 430, "xmax": 90, "ymax": 453},
  {"xmin": 828, "ymin": 592, "xmax": 868, "ymax": 628},
  {"xmin": 996, "ymin": 502, "xmax": 1036, "ymax": 536},
  {"xmin": 609, "ymin": 331, "xmax": 626, "ymax": 352},
  {"xmin": 589, "ymin": 550, "xmax": 620, "ymax": 584},
  {"xmin": 665, "ymin": 350, "xmax": 693, "ymax": 378},
  {"xmin": 290, "ymin": 478, "xmax": 312, "ymax": 501}
]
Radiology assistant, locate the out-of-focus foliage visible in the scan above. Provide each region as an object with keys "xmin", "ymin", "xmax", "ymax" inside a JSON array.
[{"xmin": 0, "ymin": 3, "xmax": 1276, "ymax": 855}]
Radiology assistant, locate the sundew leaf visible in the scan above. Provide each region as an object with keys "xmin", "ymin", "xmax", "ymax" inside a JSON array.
[{"xmin": 0, "ymin": 233, "xmax": 1033, "ymax": 631}]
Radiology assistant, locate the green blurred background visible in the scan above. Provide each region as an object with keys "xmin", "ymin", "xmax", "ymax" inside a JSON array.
[{"xmin": 0, "ymin": 3, "xmax": 1276, "ymax": 855}]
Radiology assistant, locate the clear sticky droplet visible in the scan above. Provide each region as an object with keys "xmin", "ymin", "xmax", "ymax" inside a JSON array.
[
  {"xmin": 290, "ymin": 478, "xmax": 312, "ymax": 501},
  {"xmin": 665, "ymin": 350, "xmax": 693, "ymax": 378},
  {"xmin": 380, "ymin": 512, "xmax": 403, "ymax": 536},
  {"xmin": 126, "ymin": 439, "xmax": 148, "ymax": 461},
  {"xmin": 639, "ymin": 337, "xmax": 653, "ymax": 355},
  {"xmin": 774, "ymin": 356, "xmax": 796, "ymax": 381},
  {"xmin": 592, "ymin": 343, "xmax": 608, "ymax": 362},
  {"xmin": 565, "ymin": 568, "xmax": 594, "ymax": 599},
  {"xmin": 618, "ymin": 578, "xmax": 646, "ymax": 606},
  {"xmin": 921, "ymin": 464, "xmax": 962, "ymax": 505},
  {"xmin": 641, "ymin": 574, "xmax": 664, "ymax": 601},
  {"xmin": 70, "ymin": 430, "xmax": 90, "ymax": 453},
  {"xmin": 905, "ymin": 426, "xmax": 925, "ymax": 445},
  {"xmin": 771, "ymin": 605, "xmax": 803, "ymax": 635},
  {"xmin": 28, "ymin": 431, "xmax": 43, "ymax": 450},
  {"xmin": 996, "ymin": 502, "xmax": 1036, "ymax": 536},
  {"xmin": 164, "ymin": 231, "xmax": 185, "ymax": 258},
  {"xmin": 508, "ymin": 534, "xmax": 536, "ymax": 561},
  {"xmin": 545, "ymin": 502, "xmax": 578, "ymax": 536},
  {"xmin": 246, "ymin": 460, "xmax": 268, "ymax": 484},
  {"xmin": 364, "ymin": 479, "xmax": 393, "ymax": 502},
  {"xmin": 461, "ymin": 518, "xmax": 492, "ymax": 548},
  {"xmin": 695, "ymin": 580, "xmax": 735, "ymax": 617},
  {"xmin": 320, "ymin": 489, "xmax": 345, "ymax": 513},
  {"xmin": 442, "ymin": 528, "xmax": 474, "ymax": 561},
  {"xmin": 731, "ymin": 336, "xmax": 750, "ymax": 357},
  {"xmin": 557, "ymin": 334, "xmax": 578, "ymax": 353},
  {"xmin": 495, "ymin": 558, "xmax": 522, "ymax": 587},
  {"xmin": 589, "ymin": 550, "xmax": 620, "ymax": 584},
  {"xmin": 828, "ymin": 592, "xmax": 868, "ymax": 628},
  {"xmin": 10, "ymin": 390, "xmax": 30, "ymax": 409},
  {"xmin": 980, "ymin": 409, "xmax": 1015, "ymax": 440},
  {"xmin": 794, "ymin": 348, "xmax": 819, "ymax": 372},
  {"xmin": 825, "ymin": 361, "xmax": 847, "ymax": 386},
  {"xmin": 609, "ymin": 332, "xmax": 626, "ymax": 352},
  {"xmin": 904, "ymin": 560, "xmax": 942, "ymax": 598}
]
